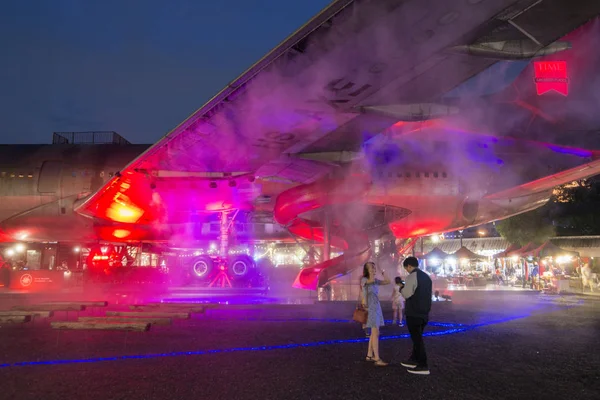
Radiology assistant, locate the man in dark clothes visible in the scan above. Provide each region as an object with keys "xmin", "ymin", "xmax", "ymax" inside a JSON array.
[{"xmin": 399, "ymin": 256, "xmax": 432, "ymax": 375}]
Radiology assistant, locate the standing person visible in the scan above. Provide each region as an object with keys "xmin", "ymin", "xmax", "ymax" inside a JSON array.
[
  {"xmin": 391, "ymin": 277, "xmax": 405, "ymax": 326},
  {"xmin": 581, "ymin": 263, "xmax": 594, "ymax": 292},
  {"xmin": 399, "ymin": 256, "xmax": 432, "ymax": 375},
  {"xmin": 361, "ymin": 261, "xmax": 390, "ymax": 366},
  {"xmin": 495, "ymin": 267, "xmax": 504, "ymax": 285}
]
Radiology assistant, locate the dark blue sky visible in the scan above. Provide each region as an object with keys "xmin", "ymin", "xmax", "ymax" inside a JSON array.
[{"xmin": 0, "ymin": 0, "xmax": 330, "ymax": 144}]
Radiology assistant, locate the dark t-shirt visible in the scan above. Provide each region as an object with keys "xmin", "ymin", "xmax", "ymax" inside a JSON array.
[{"xmin": 404, "ymin": 268, "xmax": 432, "ymax": 320}]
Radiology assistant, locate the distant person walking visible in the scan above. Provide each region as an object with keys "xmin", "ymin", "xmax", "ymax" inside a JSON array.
[
  {"xmin": 361, "ymin": 261, "xmax": 390, "ymax": 366},
  {"xmin": 581, "ymin": 263, "xmax": 594, "ymax": 292},
  {"xmin": 399, "ymin": 256, "xmax": 432, "ymax": 375}
]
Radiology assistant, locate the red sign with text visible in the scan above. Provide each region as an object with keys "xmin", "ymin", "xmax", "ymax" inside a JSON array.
[
  {"xmin": 9, "ymin": 270, "xmax": 65, "ymax": 291},
  {"xmin": 534, "ymin": 61, "xmax": 569, "ymax": 96}
]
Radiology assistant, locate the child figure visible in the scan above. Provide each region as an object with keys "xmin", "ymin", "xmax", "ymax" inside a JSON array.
[{"xmin": 391, "ymin": 276, "xmax": 405, "ymax": 327}]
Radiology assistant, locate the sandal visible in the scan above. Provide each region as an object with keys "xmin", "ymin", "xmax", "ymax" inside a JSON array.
[
  {"xmin": 373, "ymin": 359, "xmax": 388, "ymax": 366},
  {"xmin": 365, "ymin": 356, "xmax": 375, "ymax": 362}
]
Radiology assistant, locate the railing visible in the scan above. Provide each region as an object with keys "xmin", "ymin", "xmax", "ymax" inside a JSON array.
[{"xmin": 53, "ymin": 131, "xmax": 132, "ymax": 145}]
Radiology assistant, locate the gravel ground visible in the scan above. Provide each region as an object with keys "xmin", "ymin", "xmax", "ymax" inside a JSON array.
[{"xmin": 0, "ymin": 292, "xmax": 598, "ymax": 400}]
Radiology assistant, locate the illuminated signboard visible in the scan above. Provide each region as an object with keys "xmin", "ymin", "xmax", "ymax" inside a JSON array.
[{"xmin": 534, "ymin": 61, "xmax": 569, "ymax": 96}]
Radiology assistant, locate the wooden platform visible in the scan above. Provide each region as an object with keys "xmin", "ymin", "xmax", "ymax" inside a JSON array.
[
  {"xmin": 79, "ymin": 316, "xmax": 172, "ymax": 326},
  {"xmin": 106, "ymin": 311, "xmax": 190, "ymax": 319},
  {"xmin": 51, "ymin": 321, "xmax": 151, "ymax": 331},
  {"xmin": 12, "ymin": 303, "xmax": 86, "ymax": 312},
  {"xmin": 0, "ymin": 310, "xmax": 54, "ymax": 318},
  {"xmin": 48, "ymin": 301, "xmax": 108, "ymax": 307},
  {"xmin": 0, "ymin": 315, "xmax": 31, "ymax": 323},
  {"xmin": 129, "ymin": 304, "xmax": 205, "ymax": 313}
]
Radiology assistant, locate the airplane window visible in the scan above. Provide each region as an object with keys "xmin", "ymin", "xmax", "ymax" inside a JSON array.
[
  {"xmin": 72, "ymin": 171, "xmax": 77, "ymax": 177},
  {"xmin": 18, "ymin": 174, "xmax": 24, "ymax": 178},
  {"xmin": 424, "ymin": 172, "xmax": 430, "ymax": 178},
  {"xmin": 1, "ymin": 172, "xmax": 5, "ymax": 178},
  {"xmin": 27, "ymin": 173, "xmax": 33, "ymax": 178},
  {"xmin": 415, "ymin": 172, "xmax": 420, "ymax": 178},
  {"xmin": 405, "ymin": 172, "xmax": 411, "ymax": 178},
  {"xmin": 9, "ymin": 173, "xmax": 15, "ymax": 178},
  {"xmin": 433, "ymin": 172, "xmax": 439, "ymax": 178},
  {"xmin": 442, "ymin": 172, "xmax": 447, "ymax": 178},
  {"xmin": 397, "ymin": 172, "xmax": 402, "ymax": 177},
  {"xmin": 109, "ymin": 172, "xmax": 114, "ymax": 178},
  {"xmin": 388, "ymin": 172, "xmax": 394, "ymax": 178}
]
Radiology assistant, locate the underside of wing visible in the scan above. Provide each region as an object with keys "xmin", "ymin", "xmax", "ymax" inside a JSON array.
[
  {"xmin": 485, "ymin": 157, "xmax": 600, "ymax": 201},
  {"xmin": 75, "ymin": 0, "xmax": 600, "ymax": 228}
]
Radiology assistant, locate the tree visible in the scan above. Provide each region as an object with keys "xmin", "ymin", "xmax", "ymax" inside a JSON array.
[
  {"xmin": 551, "ymin": 179, "xmax": 592, "ymax": 203},
  {"xmin": 550, "ymin": 177, "xmax": 600, "ymax": 235},
  {"xmin": 496, "ymin": 207, "xmax": 555, "ymax": 246}
]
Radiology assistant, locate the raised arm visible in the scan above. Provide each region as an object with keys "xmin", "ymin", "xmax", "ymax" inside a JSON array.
[{"xmin": 379, "ymin": 269, "xmax": 391, "ymax": 286}]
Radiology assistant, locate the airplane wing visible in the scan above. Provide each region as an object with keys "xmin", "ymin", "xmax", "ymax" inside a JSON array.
[
  {"xmin": 75, "ymin": 0, "xmax": 600, "ymax": 225},
  {"xmin": 485, "ymin": 157, "xmax": 600, "ymax": 201}
]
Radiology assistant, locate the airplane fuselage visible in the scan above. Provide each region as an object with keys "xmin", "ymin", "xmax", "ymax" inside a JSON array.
[
  {"xmin": 0, "ymin": 144, "xmax": 150, "ymax": 241},
  {"xmin": 302, "ymin": 125, "xmax": 585, "ymax": 239},
  {"xmin": 0, "ymin": 126, "xmax": 593, "ymax": 244}
]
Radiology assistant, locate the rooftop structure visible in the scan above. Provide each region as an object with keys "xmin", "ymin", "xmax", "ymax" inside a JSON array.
[{"xmin": 52, "ymin": 131, "xmax": 131, "ymax": 145}]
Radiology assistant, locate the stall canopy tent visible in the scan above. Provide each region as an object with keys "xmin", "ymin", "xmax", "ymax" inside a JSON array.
[
  {"xmin": 421, "ymin": 247, "xmax": 450, "ymax": 260},
  {"xmin": 493, "ymin": 243, "xmax": 520, "ymax": 259},
  {"xmin": 452, "ymin": 246, "xmax": 486, "ymax": 261},
  {"xmin": 522, "ymin": 241, "xmax": 580, "ymax": 258},
  {"xmin": 507, "ymin": 242, "xmax": 539, "ymax": 257}
]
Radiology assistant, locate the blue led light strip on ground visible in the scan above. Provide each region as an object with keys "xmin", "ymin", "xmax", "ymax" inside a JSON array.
[
  {"xmin": 0, "ymin": 300, "xmax": 584, "ymax": 369},
  {"xmin": 204, "ymin": 317, "xmax": 465, "ymax": 327},
  {"xmin": 0, "ymin": 326, "xmax": 468, "ymax": 369},
  {"xmin": 4, "ymin": 312, "xmax": 543, "ymax": 370}
]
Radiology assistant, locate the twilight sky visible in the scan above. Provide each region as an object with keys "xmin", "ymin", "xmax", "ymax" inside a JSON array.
[{"xmin": 0, "ymin": 0, "xmax": 330, "ymax": 144}]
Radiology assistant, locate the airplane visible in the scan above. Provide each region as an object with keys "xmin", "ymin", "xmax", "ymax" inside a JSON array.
[{"xmin": 2, "ymin": 0, "xmax": 600, "ymax": 290}]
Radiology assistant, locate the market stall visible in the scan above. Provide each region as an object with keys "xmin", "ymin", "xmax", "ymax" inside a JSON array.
[{"xmin": 521, "ymin": 241, "xmax": 579, "ymax": 292}]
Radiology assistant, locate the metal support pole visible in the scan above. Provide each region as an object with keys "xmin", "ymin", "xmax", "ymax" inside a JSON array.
[
  {"xmin": 323, "ymin": 208, "xmax": 331, "ymax": 263},
  {"xmin": 219, "ymin": 211, "xmax": 229, "ymax": 258},
  {"xmin": 285, "ymin": 230, "xmax": 310, "ymax": 256},
  {"xmin": 507, "ymin": 20, "xmax": 542, "ymax": 46}
]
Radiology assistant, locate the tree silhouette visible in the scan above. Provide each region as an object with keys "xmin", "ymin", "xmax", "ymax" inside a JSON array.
[{"xmin": 496, "ymin": 207, "xmax": 555, "ymax": 246}]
